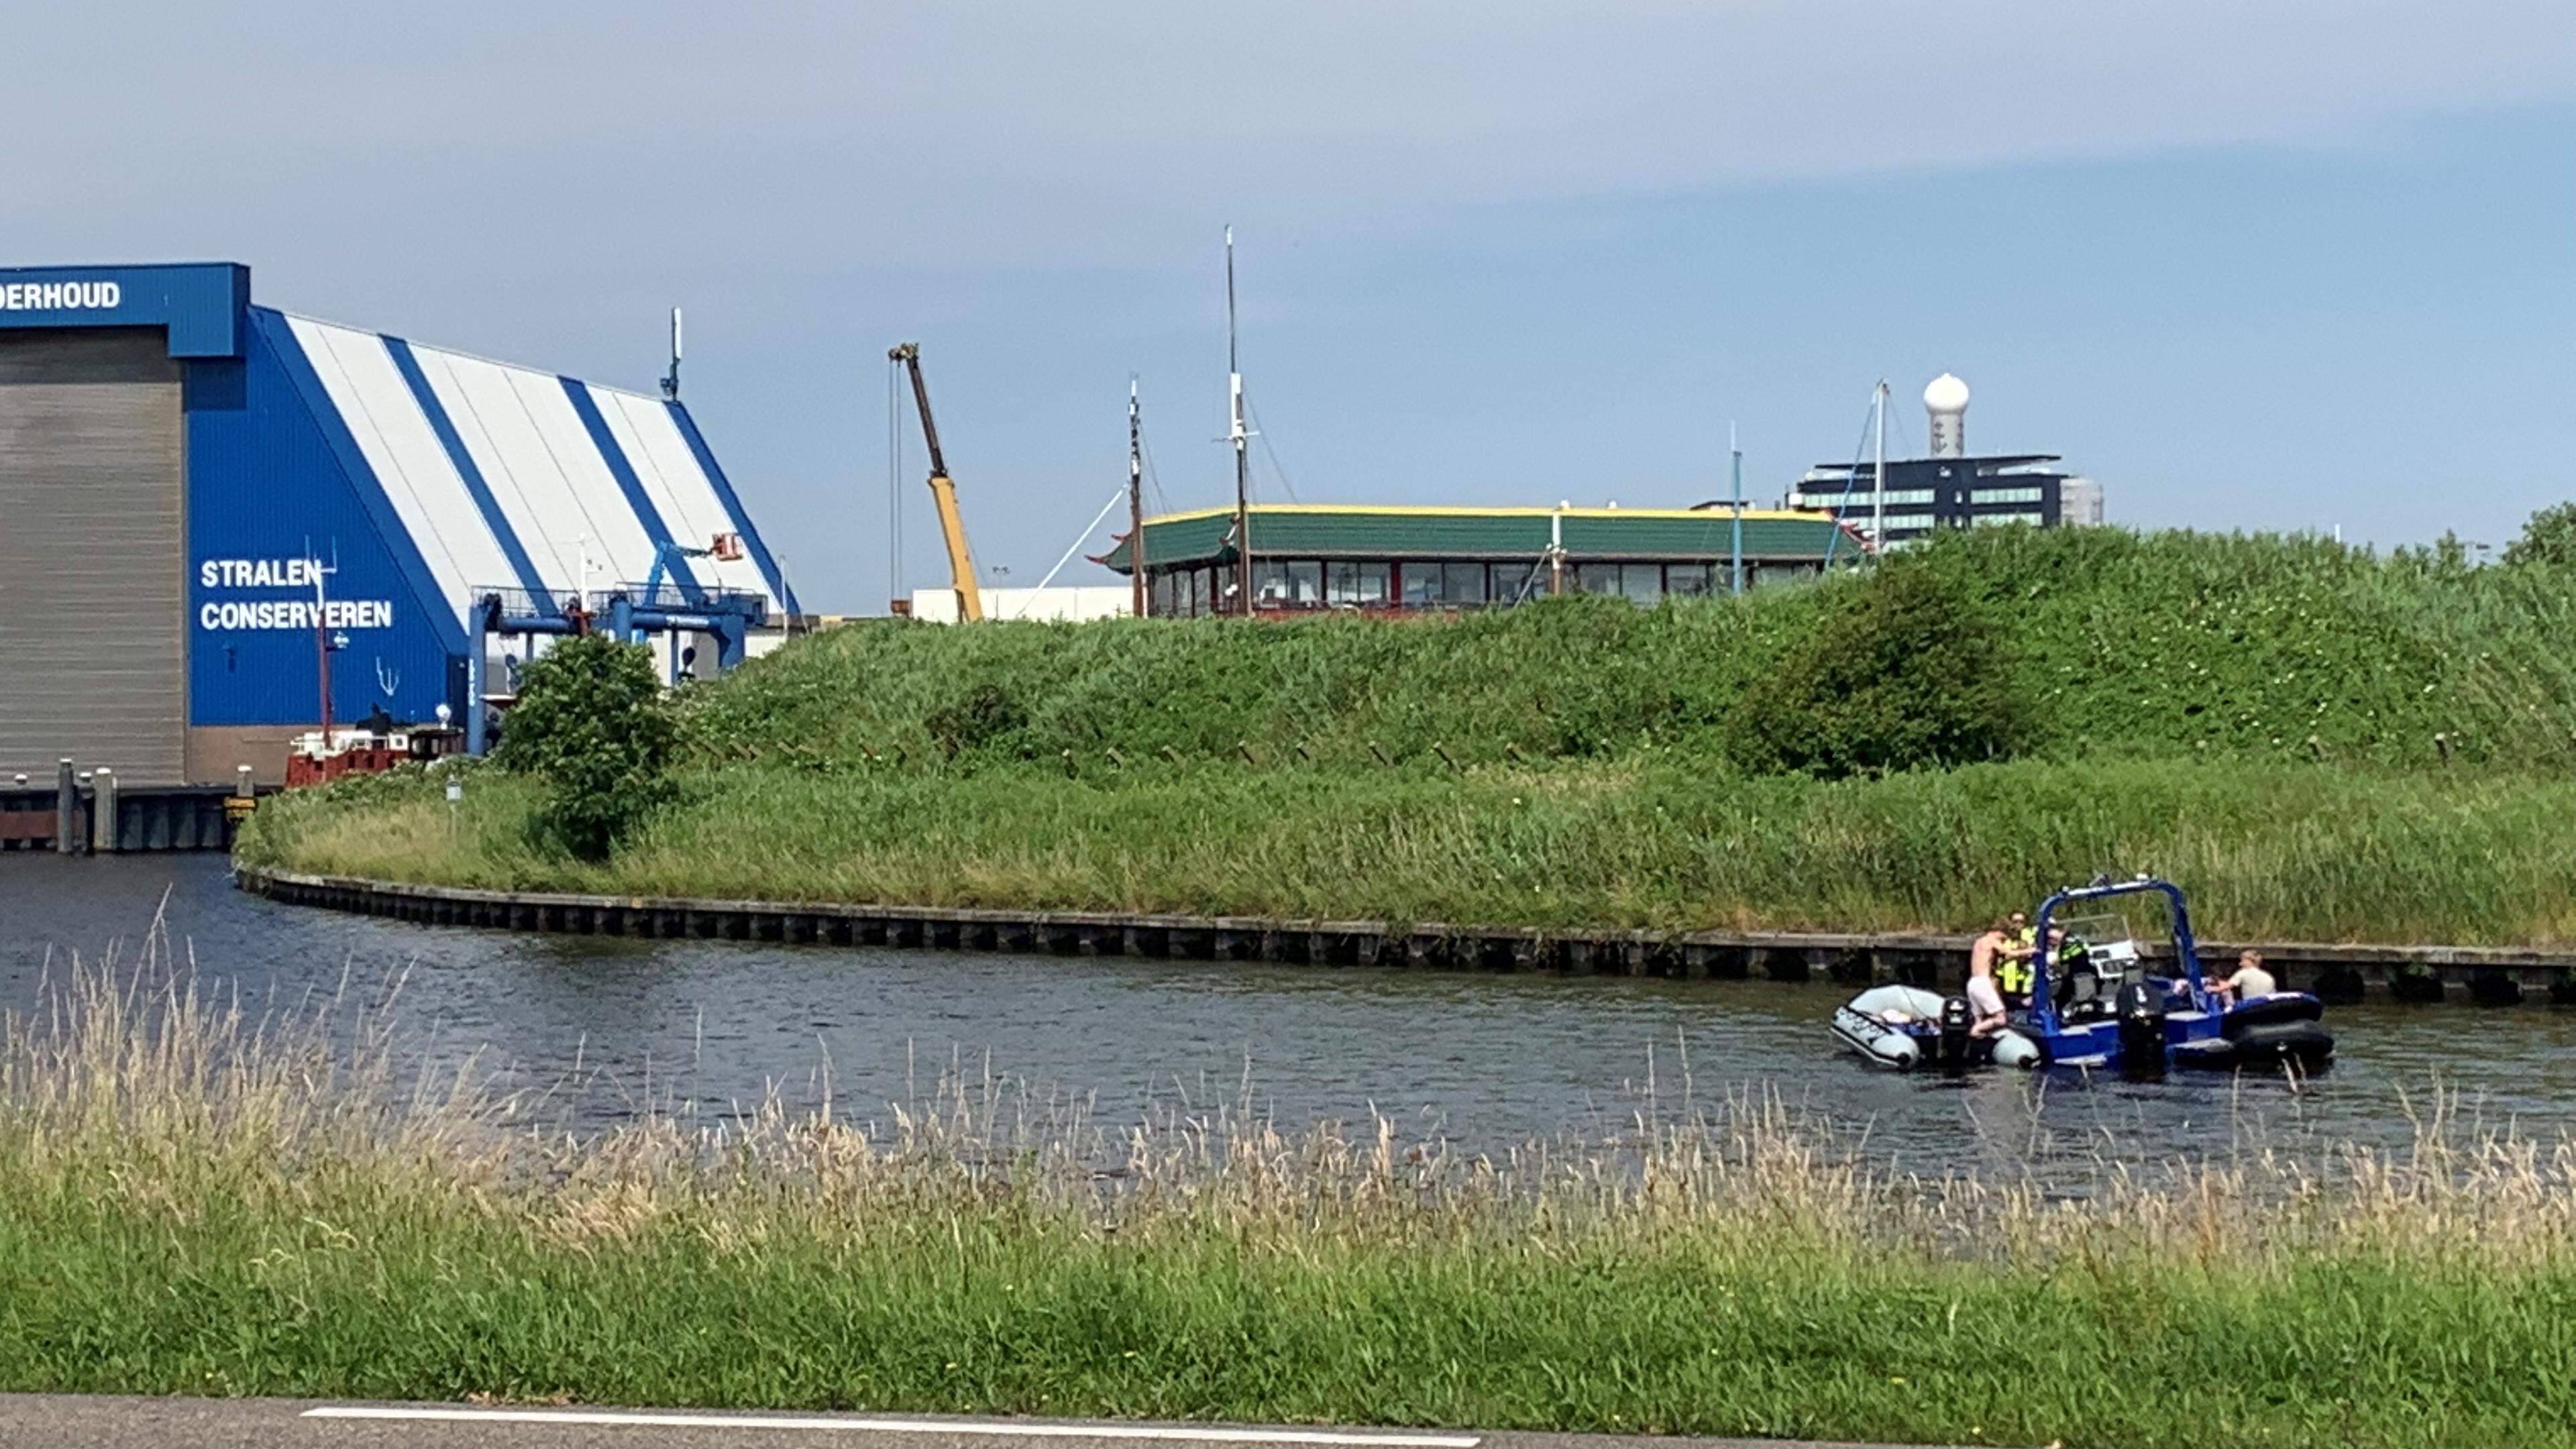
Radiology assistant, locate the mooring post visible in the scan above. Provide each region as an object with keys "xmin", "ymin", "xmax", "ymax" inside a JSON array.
[
  {"xmin": 91, "ymin": 768, "xmax": 117, "ymax": 854},
  {"xmin": 54, "ymin": 759, "xmax": 75, "ymax": 856}
]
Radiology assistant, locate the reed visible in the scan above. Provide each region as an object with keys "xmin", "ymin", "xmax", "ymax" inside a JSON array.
[
  {"xmin": 244, "ymin": 753, "xmax": 2576, "ymax": 945},
  {"xmin": 1, "ymin": 945, "xmax": 2571, "ymax": 1448}
]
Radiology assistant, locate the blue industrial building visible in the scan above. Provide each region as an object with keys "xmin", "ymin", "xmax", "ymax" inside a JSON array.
[{"xmin": 0, "ymin": 262, "xmax": 798, "ymax": 784}]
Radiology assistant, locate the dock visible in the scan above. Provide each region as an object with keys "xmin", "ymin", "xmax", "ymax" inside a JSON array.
[
  {"xmin": 1, "ymin": 763, "xmax": 247, "ymax": 854},
  {"xmin": 233, "ymin": 867, "xmax": 2576, "ymax": 1007}
]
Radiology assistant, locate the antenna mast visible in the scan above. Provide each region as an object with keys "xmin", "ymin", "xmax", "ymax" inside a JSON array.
[
  {"xmin": 1872, "ymin": 380, "xmax": 1888, "ymax": 554},
  {"xmin": 659, "ymin": 308, "xmax": 682, "ymax": 400},
  {"xmin": 1226, "ymin": 227, "xmax": 1252, "ymax": 616},
  {"xmin": 1128, "ymin": 378, "xmax": 1148, "ymax": 618}
]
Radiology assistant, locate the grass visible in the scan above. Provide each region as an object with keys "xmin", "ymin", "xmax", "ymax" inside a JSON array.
[
  {"xmin": 243, "ymin": 755, "xmax": 2576, "ymax": 945},
  {"xmin": 236, "ymin": 527, "xmax": 2576, "ymax": 945},
  {"xmin": 2, "ymin": 945, "xmax": 2572, "ymax": 1448}
]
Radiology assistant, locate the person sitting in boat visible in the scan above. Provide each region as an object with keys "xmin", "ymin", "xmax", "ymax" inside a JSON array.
[
  {"xmin": 2214, "ymin": 949, "xmax": 2277, "ymax": 1008},
  {"xmin": 1966, "ymin": 919, "xmax": 2021, "ymax": 1036}
]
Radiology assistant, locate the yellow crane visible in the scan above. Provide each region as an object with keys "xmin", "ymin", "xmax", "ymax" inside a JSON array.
[{"xmin": 888, "ymin": 342, "xmax": 983, "ymax": 622}]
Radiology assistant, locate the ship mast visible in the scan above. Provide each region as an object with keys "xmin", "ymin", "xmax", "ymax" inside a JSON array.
[
  {"xmin": 1227, "ymin": 227, "xmax": 1252, "ymax": 615},
  {"xmin": 1128, "ymin": 378, "xmax": 1147, "ymax": 617},
  {"xmin": 1872, "ymin": 380, "xmax": 1888, "ymax": 553}
]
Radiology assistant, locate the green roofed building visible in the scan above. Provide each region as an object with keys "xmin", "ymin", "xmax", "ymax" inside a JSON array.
[{"xmin": 1097, "ymin": 504, "xmax": 1861, "ymax": 617}]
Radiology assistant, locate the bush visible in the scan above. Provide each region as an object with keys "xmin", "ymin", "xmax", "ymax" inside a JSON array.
[
  {"xmin": 492, "ymin": 633, "xmax": 676, "ymax": 861},
  {"xmin": 1726, "ymin": 555, "xmax": 2029, "ymax": 777},
  {"xmin": 926, "ymin": 682, "xmax": 1029, "ymax": 758}
]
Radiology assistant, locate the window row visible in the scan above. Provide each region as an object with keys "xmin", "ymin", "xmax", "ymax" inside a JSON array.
[{"xmin": 1146, "ymin": 559, "xmax": 1824, "ymax": 616}]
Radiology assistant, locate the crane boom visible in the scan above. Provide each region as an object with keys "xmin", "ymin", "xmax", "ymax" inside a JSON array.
[{"xmin": 888, "ymin": 342, "xmax": 983, "ymax": 623}]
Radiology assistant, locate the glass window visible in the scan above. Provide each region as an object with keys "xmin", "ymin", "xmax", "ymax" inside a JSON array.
[
  {"xmin": 1665, "ymin": 563, "xmax": 1712, "ymax": 596},
  {"xmin": 1183, "ymin": 568, "xmax": 1203, "ymax": 617},
  {"xmin": 1285, "ymin": 559, "xmax": 1322, "ymax": 606},
  {"xmin": 1326, "ymin": 560, "xmax": 1390, "ymax": 606},
  {"xmin": 1442, "ymin": 562, "xmax": 1488, "ymax": 606},
  {"xmin": 1149, "ymin": 570, "xmax": 1175, "ymax": 617},
  {"xmin": 1974, "ymin": 486, "xmax": 2044, "ymax": 505},
  {"xmin": 1252, "ymin": 560, "xmax": 1297, "ymax": 608},
  {"xmin": 1399, "ymin": 562, "xmax": 1441, "ymax": 608},
  {"xmin": 1573, "ymin": 561, "xmax": 1621, "ymax": 595},
  {"xmin": 1619, "ymin": 564, "xmax": 1663, "ymax": 605},
  {"xmin": 1487, "ymin": 561, "xmax": 1534, "ymax": 604}
]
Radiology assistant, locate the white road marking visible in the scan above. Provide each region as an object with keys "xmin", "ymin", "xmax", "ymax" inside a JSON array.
[{"xmin": 299, "ymin": 1407, "xmax": 1481, "ymax": 1447}]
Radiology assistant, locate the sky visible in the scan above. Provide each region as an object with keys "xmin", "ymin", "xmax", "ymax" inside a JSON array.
[{"xmin": 5, "ymin": 2, "xmax": 2571, "ymax": 612}]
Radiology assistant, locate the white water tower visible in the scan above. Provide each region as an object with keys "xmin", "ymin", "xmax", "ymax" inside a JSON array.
[{"xmin": 1924, "ymin": 372, "xmax": 1970, "ymax": 459}]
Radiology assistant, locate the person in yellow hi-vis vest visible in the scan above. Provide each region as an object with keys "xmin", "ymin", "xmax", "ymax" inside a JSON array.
[{"xmin": 1999, "ymin": 917, "xmax": 2039, "ymax": 1006}]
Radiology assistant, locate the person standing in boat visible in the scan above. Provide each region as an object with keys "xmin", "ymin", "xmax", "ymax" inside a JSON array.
[
  {"xmin": 1966, "ymin": 919, "xmax": 2021, "ymax": 1037},
  {"xmin": 2214, "ymin": 949, "xmax": 2277, "ymax": 1008}
]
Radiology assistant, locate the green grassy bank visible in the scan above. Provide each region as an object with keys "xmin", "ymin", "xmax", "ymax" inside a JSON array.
[
  {"xmin": 3, "ymin": 959, "xmax": 2571, "ymax": 1448},
  {"xmin": 243, "ymin": 755, "xmax": 2576, "ymax": 945},
  {"xmin": 237, "ymin": 528, "xmax": 2576, "ymax": 945}
]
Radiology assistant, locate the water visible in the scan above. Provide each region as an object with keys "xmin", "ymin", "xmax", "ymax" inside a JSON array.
[{"xmin": 5, "ymin": 854, "xmax": 2573, "ymax": 1180}]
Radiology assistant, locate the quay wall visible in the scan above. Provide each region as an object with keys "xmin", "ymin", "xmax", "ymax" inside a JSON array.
[{"xmin": 234, "ymin": 866, "xmax": 2576, "ymax": 1007}]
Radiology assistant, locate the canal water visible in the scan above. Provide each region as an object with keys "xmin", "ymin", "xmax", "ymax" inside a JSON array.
[{"xmin": 5, "ymin": 854, "xmax": 2573, "ymax": 1180}]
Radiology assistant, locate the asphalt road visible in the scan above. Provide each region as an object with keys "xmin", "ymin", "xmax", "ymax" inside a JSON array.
[{"xmin": 0, "ymin": 1397, "xmax": 1941, "ymax": 1449}]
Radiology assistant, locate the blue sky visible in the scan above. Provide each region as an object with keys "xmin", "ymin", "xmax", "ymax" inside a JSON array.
[{"xmin": 6, "ymin": 4, "xmax": 2570, "ymax": 611}]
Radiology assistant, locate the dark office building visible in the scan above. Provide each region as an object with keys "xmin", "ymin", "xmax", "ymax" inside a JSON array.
[{"xmin": 1786, "ymin": 374, "xmax": 2104, "ymax": 547}]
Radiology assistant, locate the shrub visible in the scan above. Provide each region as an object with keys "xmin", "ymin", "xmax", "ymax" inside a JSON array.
[
  {"xmin": 926, "ymin": 682, "xmax": 1029, "ymax": 758},
  {"xmin": 492, "ymin": 633, "xmax": 676, "ymax": 861},
  {"xmin": 1726, "ymin": 555, "xmax": 2029, "ymax": 777}
]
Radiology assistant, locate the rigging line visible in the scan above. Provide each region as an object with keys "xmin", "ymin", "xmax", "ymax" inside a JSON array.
[
  {"xmin": 1819, "ymin": 392, "xmax": 1880, "ymax": 568},
  {"xmin": 1244, "ymin": 395, "xmax": 1301, "ymax": 503},
  {"xmin": 1008, "ymin": 483, "xmax": 1134, "ymax": 617},
  {"xmin": 1138, "ymin": 427, "xmax": 1176, "ymax": 516}
]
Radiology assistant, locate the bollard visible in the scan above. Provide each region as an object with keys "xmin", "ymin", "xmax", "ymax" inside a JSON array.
[
  {"xmin": 91, "ymin": 768, "xmax": 117, "ymax": 853},
  {"xmin": 235, "ymin": 763, "xmax": 255, "ymax": 801},
  {"xmin": 54, "ymin": 759, "xmax": 75, "ymax": 856}
]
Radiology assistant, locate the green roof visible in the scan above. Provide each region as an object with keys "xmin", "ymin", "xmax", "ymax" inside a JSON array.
[{"xmin": 1097, "ymin": 504, "xmax": 1857, "ymax": 574}]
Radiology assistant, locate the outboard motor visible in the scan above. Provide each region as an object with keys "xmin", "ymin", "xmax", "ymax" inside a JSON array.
[
  {"xmin": 1937, "ymin": 994, "xmax": 1973, "ymax": 1071},
  {"xmin": 2115, "ymin": 979, "xmax": 2169, "ymax": 1079}
]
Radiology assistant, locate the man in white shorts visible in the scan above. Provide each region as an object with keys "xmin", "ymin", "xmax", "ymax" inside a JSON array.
[{"xmin": 1965, "ymin": 918, "xmax": 2019, "ymax": 1036}]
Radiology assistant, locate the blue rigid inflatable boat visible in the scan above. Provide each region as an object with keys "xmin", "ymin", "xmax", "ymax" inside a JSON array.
[{"xmin": 1833, "ymin": 875, "xmax": 2334, "ymax": 1075}]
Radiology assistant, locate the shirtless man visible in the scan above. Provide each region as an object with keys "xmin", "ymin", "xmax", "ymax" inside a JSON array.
[
  {"xmin": 2214, "ymin": 949, "xmax": 2277, "ymax": 1008},
  {"xmin": 1965, "ymin": 918, "xmax": 2021, "ymax": 1037}
]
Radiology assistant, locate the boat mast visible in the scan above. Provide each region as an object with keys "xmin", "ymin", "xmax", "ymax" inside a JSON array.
[
  {"xmin": 1872, "ymin": 380, "xmax": 1888, "ymax": 554},
  {"xmin": 1128, "ymin": 377, "xmax": 1147, "ymax": 617},
  {"xmin": 1729, "ymin": 421, "xmax": 1744, "ymax": 596},
  {"xmin": 1227, "ymin": 226, "xmax": 1252, "ymax": 616}
]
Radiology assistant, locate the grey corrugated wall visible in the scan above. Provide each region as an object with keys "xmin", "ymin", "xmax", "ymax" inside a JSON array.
[{"xmin": 0, "ymin": 329, "xmax": 185, "ymax": 782}]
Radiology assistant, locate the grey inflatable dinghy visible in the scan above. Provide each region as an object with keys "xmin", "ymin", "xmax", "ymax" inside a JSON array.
[{"xmin": 1832, "ymin": 984, "xmax": 2042, "ymax": 1071}]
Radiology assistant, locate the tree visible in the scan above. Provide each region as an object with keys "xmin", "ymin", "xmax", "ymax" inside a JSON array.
[
  {"xmin": 2503, "ymin": 502, "xmax": 2576, "ymax": 570},
  {"xmin": 1725, "ymin": 558, "xmax": 2030, "ymax": 777},
  {"xmin": 493, "ymin": 633, "xmax": 678, "ymax": 861}
]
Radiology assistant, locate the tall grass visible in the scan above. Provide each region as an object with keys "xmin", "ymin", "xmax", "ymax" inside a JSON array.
[
  {"xmin": 243, "ymin": 755, "xmax": 2576, "ymax": 944},
  {"xmin": 1, "ymin": 944, "xmax": 2571, "ymax": 1448}
]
